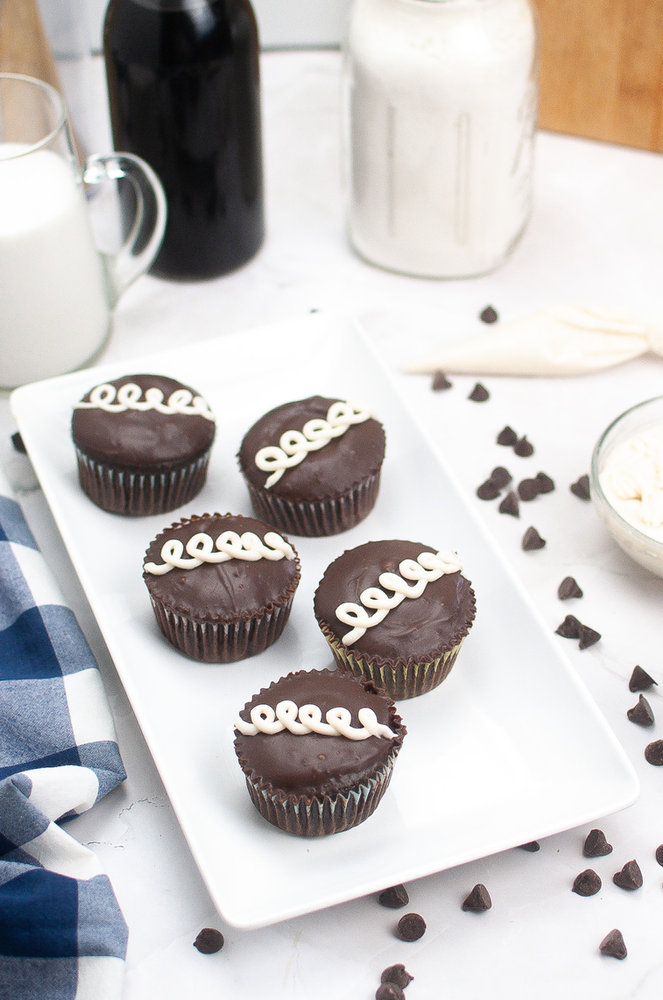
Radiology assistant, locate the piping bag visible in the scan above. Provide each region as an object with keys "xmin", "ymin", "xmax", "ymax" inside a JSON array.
[{"xmin": 403, "ymin": 305, "xmax": 663, "ymax": 377}]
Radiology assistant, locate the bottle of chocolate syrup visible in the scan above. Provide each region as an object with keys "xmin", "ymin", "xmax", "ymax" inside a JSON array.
[{"xmin": 104, "ymin": 0, "xmax": 264, "ymax": 280}]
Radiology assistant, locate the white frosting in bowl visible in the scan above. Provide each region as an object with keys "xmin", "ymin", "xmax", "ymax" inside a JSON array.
[{"xmin": 599, "ymin": 427, "xmax": 663, "ymax": 543}]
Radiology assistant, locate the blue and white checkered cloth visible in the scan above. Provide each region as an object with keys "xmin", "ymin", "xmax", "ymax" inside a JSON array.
[{"xmin": 0, "ymin": 466, "xmax": 127, "ymax": 999}]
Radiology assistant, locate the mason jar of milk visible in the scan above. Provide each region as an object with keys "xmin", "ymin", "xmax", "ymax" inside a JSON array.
[{"xmin": 343, "ymin": 0, "xmax": 537, "ymax": 278}]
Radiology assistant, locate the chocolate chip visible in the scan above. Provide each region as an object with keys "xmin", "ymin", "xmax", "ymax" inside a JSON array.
[
  {"xmin": 558, "ymin": 576, "xmax": 583, "ymax": 600},
  {"xmin": 469, "ymin": 382, "xmax": 489, "ymax": 402},
  {"xmin": 376, "ymin": 984, "xmax": 405, "ymax": 1000},
  {"xmin": 522, "ymin": 526, "xmax": 545, "ymax": 550},
  {"xmin": 572, "ymin": 869, "xmax": 601, "ymax": 896},
  {"xmin": 583, "ymin": 829, "xmax": 613, "ymax": 857},
  {"xmin": 599, "ymin": 929, "xmax": 627, "ymax": 959},
  {"xmin": 461, "ymin": 883, "xmax": 492, "ymax": 912},
  {"xmin": 491, "ymin": 466, "xmax": 512, "ymax": 489},
  {"xmin": 535, "ymin": 471, "xmax": 555, "ymax": 494},
  {"xmin": 378, "ymin": 884, "xmax": 409, "ymax": 909},
  {"xmin": 556, "ymin": 615, "xmax": 581, "ymax": 638},
  {"xmin": 644, "ymin": 740, "xmax": 663, "ymax": 765},
  {"xmin": 578, "ymin": 624, "xmax": 601, "ymax": 649},
  {"xmin": 518, "ymin": 478, "xmax": 541, "ymax": 501},
  {"xmin": 480, "ymin": 305, "xmax": 498, "ymax": 324},
  {"xmin": 613, "ymin": 860, "xmax": 642, "ymax": 890},
  {"xmin": 11, "ymin": 431, "xmax": 26, "ymax": 454},
  {"xmin": 396, "ymin": 913, "xmax": 426, "ymax": 941},
  {"xmin": 514, "ymin": 435, "xmax": 534, "ymax": 457},
  {"xmin": 432, "ymin": 371, "xmax": 452, "ymax": 391},
  {"xmin": 655, "ymin": 844, "xmax": 663, "ymax": 867},
  {"xmin": 499, "ymin": 491, "xmax": 520, "ymax": 517},
  {"xmin": 381, "ymin": 965, "xmax": 414, "ymax": 989},
  {"xmin": 497, "ymin": 426, "xmax": 518, "ymax": 446},
  {"xmin": 477, "ymin": 479, "xmax": 502, "ymax": 501},
  {"xmin": 518, "ymin": 841, "xmax": 540, "ymax": 852},
  {"xmin": 629, "ymin": 665, "xmax": 657, "ymax": 692},
  {"xmin": 627, "ymin": 694, "xmax": 655, "ymax": 727},
  {"xmin": 570, "ymin": 475, "xmax": 591, "ymax": 501},
  {"xmin": 193, "ymin": 928, "xmax": 224, "ymax": 954}
]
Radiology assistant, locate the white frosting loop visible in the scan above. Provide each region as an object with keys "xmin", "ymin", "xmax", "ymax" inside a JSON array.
[
  {"xmin": 74, "ymin": 382, "xmax": 215, "ymax": 420},
  {"xmin": 255, "ymin": 400, "xmax": 372, "ymax": 488},
  {"xmin": 233, "ymin": 701, "xmax": 397, "ymax": 740},
  {"xmin": 337, "ymin": 549, "xmax": 463, "ymax": 646},
  {"xmin": 144, "ymin": 529, "xmax": 295, "ymax": 575}
]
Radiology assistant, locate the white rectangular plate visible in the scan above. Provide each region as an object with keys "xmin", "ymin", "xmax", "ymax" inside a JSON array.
[{"xmin": 11, "ymin": 313, "xmax": 638, "ymax": 929}]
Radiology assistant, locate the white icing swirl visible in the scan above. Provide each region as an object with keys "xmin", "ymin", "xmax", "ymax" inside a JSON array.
[
  {"xmin": 234, "ymin": 700, "xmax": 397, "ymax": 740},
  {"xmin": 74, "ymin": 382, "xmax": 215, "ymax": 420},
  {"xmin": 144, "ymin": 529, "xmax": 295, "ymax": 575},
  {"xmin": 254, "ymin": 400, "xmax": 372, "ymax": 488},
  {"xmin": 336, "ymin": 550, "xmax": 463, "ymax": 646}
]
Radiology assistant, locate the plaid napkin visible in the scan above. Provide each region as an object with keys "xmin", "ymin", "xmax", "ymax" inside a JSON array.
[{"xmin": 0, "ymin": 466, "xmax": 128, "ymax": 999}]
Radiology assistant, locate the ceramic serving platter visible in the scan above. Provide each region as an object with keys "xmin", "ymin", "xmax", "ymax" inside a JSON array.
[{"xmin": 11, "ymin": 313, "xmax": 639, "ymax": 929}]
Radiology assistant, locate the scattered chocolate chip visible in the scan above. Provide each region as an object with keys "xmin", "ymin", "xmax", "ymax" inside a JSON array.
[
  {"xmin": 627, "ymin": 694, "xmax": 655, "ymax": 727},
  {"xmin": 461, "ymin": 883, "xmax": 492, "ymax": 912},
  {"xmin": 376, "ymin": 984, "xmax": 405, "ymax": 1000},
  {"xmin": 570, "ymin": 475, "xmax": 591, "ymax": 501},
  {"xmin": 644, "ymin": 740, "xmax": 663, "ymax": 765},
  {"xmin": 555, "ymin": 615, "xmax": 581, "ymax": 639},
  {"xmin": 480, "ymin": 305, "xmax": 499, "ymax": 324},
  {"xmin": 655, "ymin": 845, "xmax": 663, "ymax": 867},
  {"xmin": 11, "ymin": 431, "xmax": 26, "ymax": 454},
  {"xmin": 518, "ymin": 477, "xmax": 541, "ymax": 501},
  {"xmin": 381, "ymin": 965, "xmax": 414, "ymax": 989},
  {"xmin": 490, "ymin": 466, "xmax": 512, "ymax": 489},
  {"xmin": 518, "ymin": 841, "xmax": 540, "ymax": 852},
  {"xmin": 497, "ymin": 426, "xmax": 518, "ymax": 447},
  {"xmin": 578, "ymin": 624, "xmax": 601, "ymax": 649},
  {"xmin": 572, "ymin": 869, "xmax": 601, "ymax": 896},
  {"xmin": 629, "ymin": 665, "xmax": 657, "ymax": 692},
  {"xmin": 522, "ymin": 526, "xmax": 545, "ymax": 550},
  {"xmin": 378, "ymin": 884, "xmax": 409, "ymax": 909},
  {"xmin": 514, "ymin": 435, "xmax": 534, "ymax": 457},
  {"xmin": 469, "ymin": 382, "xmax": 490, "ymax": 402},
  {"xmin": 432, "ymin": 371, "xmax": 452, "ymax": 391},
  {"xmin": 396, "ymin": 913, "xmax": 426, "ymax": 942},
  {"xmin": 193, "ymin": 928, "xmax": 224, "ymax": 954},
  {"xmin": 599, "ymin": 929, "xmax": 627, "ymax": 959},
  {"xmin": 583, "ymin": 829, "xmax": 613, "ymax": 857},
  {"xmin": 499, "ymin": 491, "xmax": 520, "ymax": 517},
  {"xmin": 477, "ymin": 479, "xmax": 502, "ymax": 501},
  {"xmin": 558, "ymin": 576, "xmax": 583, "ymax": 600},
  {"xmin": 613, "ymin": 860, "xmax": 643, "ymax": 890},
  {"xmin": 535, "ymin": 471, "xmax": 555, "ymax": 494}
]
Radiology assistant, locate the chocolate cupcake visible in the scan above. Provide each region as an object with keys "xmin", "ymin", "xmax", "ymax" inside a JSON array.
[
  {"xmin": 238, "ymin": 396, "xmax": 385, "ymax": 536},
  {"xmin": 72, "ymin": 374, "xmax": 215, "ymax": 515},
  {"xmin": 314, "ymin": 540, "xmax": 476, "ymax": 699},
  {"xmin": 143, "ymin": 513, "xmax": 300, "ymax": 662},
  {"xmin": 234, "ymin": 669, "xmax": 406, "ymax": 836}
]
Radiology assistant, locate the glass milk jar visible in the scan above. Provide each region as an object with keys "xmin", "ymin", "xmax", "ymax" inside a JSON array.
[{"xmin": 343, "ymin": 0, "xmax": 537, "ymax": 278}]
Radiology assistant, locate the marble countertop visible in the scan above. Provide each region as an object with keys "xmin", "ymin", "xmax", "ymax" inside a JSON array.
[{"xmin": 3, "ymin": 49, "xmax": 663, "ymax": 1000}]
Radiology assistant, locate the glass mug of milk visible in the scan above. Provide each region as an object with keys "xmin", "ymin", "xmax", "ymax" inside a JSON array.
[{"xmin": 0, "ymin": 73, "xmax": 166, "ymax": 389}]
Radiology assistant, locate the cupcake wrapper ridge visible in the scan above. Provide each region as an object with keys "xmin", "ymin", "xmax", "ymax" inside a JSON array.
[
  {"xmin": 246, "ymin": 470, "xmax": 381, "ymax": 537},
  {"xmin": 76, "ymin": 448, "xmax": 211, "ymax": 516}
]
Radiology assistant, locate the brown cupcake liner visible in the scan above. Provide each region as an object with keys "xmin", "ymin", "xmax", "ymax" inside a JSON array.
[
  {"xmin": 75, "ymin": 447, "xmax": 211, "ymax": 516},
  {"xmin": 245, "ymin": 469, "xmax": 382, "ymax": 537},
  {"xmin": 243, "ymin": 748, "xmax": 398, "ymax": 837},
  {"xmin": 317, "ymin": 621, "xmax": 470, "ymax": 700}
]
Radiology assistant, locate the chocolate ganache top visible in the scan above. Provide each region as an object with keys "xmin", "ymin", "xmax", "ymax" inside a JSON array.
[
  {"xmin": 143, "ymin": 513, "xmax": 300, "ymax": 622},
  {"xmin": 238, "ymin": 396, "xmax": 385, "ymax": 501},
  {"xmin": 314, "ymin": 540, "xmax": 476, "ymax": 664},
  {"xmin": 234, "ymin": 669, "xmax": 405, "ymax": 797},
  {"xmin": 72, "ymin": 374, "xmax": 215, "ymax": 471}
]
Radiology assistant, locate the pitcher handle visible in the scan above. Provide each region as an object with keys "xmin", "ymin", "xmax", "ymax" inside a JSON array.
[{"xmin": 82, "ymin": 152, "xmax": 167, "ymax": 307}]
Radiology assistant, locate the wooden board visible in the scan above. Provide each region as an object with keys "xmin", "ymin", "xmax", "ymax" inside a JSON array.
[
  {"xmin": 0, "ymin": 0, "xmax": 60, "ymax": 88},
  {"xmin": 532, "ymin": 0, "xmax": 663, "ymax": 151}
]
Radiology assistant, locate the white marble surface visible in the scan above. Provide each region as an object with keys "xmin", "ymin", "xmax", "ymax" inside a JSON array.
[{"xmin": 3, "ymin": 49, "xmax": 663, "ymax": 999}]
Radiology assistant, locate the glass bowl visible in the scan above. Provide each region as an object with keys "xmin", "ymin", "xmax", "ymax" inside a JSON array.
[{"xmin": 590, "ymin": 395, "xmax": 663, "ymax": 578}]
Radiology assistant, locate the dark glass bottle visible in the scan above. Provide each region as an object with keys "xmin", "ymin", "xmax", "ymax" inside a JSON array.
[{"xmin": 104, "ymin": 0, "xmax": 264, "ymax": 281}]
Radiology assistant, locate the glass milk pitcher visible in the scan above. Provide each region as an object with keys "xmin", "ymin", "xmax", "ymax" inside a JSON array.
[
  {"xmin": 0, "ymin": 73, "xmax": 166, "ymax": 388},
  {"xmin": 343, "ymin": 0, "xmax": 538, "ymax": 279}
]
